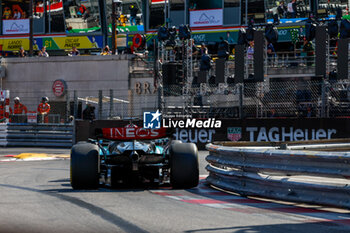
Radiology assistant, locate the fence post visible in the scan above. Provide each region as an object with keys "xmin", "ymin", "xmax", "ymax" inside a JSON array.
[
  {"xmin": 98, "ymin": 90, "xmax": 103, "ymax": 120},
  {"xmin": 321, "ymin": 80, "xmax": 326, "ymax": 118},
  {"xmin": 109, "ymin": 89, "xmax": 113, "ymax": 119},
  {"xmin": 239, "ymin": 84, "xmax": 243, "ymax": 119},
  {"xmin": 158, "ymin": 84, "xmax": 163, "ymax": 112},
  {"xmin": 66, "ymin": 90, "xmax": 70, "ymax": 122},
  {"xmin": 128, "ymin": 90, "xmax": 133, "ymax": 119},
  {"xmin": 73, "ymin": 90, "xmax": 78, "ymax": 119}
]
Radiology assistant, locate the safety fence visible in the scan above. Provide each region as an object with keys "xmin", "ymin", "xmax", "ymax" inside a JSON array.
[
  {"xmin": 3, "ymin": 76, "xmax": 350, "ymax": 122},
  {"xmin": 4, "ymin": 78, "xmax": 350, "ymax": 122},
  {"xmin": 161, "ymin": 79, "xmax": 350, "ymax": 118},
  {"xmin": 0, "ymin": 123, "xmax": 74, "ymax": 148},
  {"xmin": 205, "ymin": 142, "xmax": 350, "ymax": 209}
]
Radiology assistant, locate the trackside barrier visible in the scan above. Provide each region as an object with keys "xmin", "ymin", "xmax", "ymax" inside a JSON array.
[
  {"xmin": 205, "ymin": 143, "xmax": 350, "ymax": 209},
  {"xmin": 0, "ymin": 124, "xmax": 7, "ymax": 146},
  {"xmin": 0, "ymin": 123, "xmax": 74, "ymax": 148}
]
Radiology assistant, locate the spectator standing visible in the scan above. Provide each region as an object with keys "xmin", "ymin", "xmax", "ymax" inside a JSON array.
[
  {"xmin": 21, "ymin": 11, "xmax": 27, "ymax": 19},
  {"xmin": 267, "ymin": 43, "xmax": 276, "ymax": 67},
  {"xmin": 302, "ymin": 39, "xmax": 314, "ymax": 67},
  {"xmin": 247, "ymin": 41, "xmax": 254, "ymax": 68},
  {"xmin": 218, "ymin": 36, "xmax": 229, "ymax": 60},
  {"xmin": 199, "ymin": 43, "xmax": 207, "ymax": 56},
  {"xmin": 129, "ymin": 5, "xmax": 138, "ymax": 26},
  {"xmin": 287, "ymin": 0, "xmax": 301, "ymax": 18},
  {"xmin": 33, "ymin": 39, "xmax": 39, "ymax": 51},
  {"xmin": 3, "ymin": 7, "xmax": 12, "ymax": 19},
  {"xmin": 68, "ymin": 46, "xmax": 80, "ymax": 56},
  {"xmin": 277, "ymin": 1, "xmax": 287, "ymax": 18},
  {"xmin": 200, "ymin": 48, "xmax": 211, "ymax": 83},
  {"xmin": 18, "ymin": 47, "xmax": 27, "ymax": 57},
  {"xmin": 200, "ymin": 48, "xmax": 211, "ymax": 73},
  {"xmin": 13, "ymin": 9, "xmax": 21, "ymax": 19},
  {"xmin": 39, "ymin": 46, "xmax": 49, "ymax": 57},
  {"xmin": 227, "ymin": 31, "xmax": 234, "ymax": 44},
  {"xmin": 118, "ymin": 14, "xmax": 127, "ymax": 27},
  {"xmin": 287, "ymin": 1, "xmax": 294, "ymax": 18},
  {"xmin": 192, "ymin": 40, "xmax": 199, "ymax": 58},
  {"xmin": 77, "ymin": 4, "xmax": 87, "ymax": 17},
  {"xmin": 37, "ymin": 97, "xmax": 50, "ymax": 123}
]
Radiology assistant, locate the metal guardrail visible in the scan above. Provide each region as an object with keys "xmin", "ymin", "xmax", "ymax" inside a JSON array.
[
  {"xmin": 205, "ymin": 143, "xmax": 350, "ymax": 209},
  {"xmin": 0, "ymin": 123, "xmax": 74, "ymax": 148}
]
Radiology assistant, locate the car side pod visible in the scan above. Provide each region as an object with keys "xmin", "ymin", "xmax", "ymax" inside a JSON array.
[
  {"xmin": 169, "ymin": 143, "xmax": 199, "ymax": 189},
  {"xmin": 70, "ymin": 142, "xmax": 100, "ymax": 190}
]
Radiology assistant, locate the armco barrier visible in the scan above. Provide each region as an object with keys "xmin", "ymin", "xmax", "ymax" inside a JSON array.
[
  {"xmin": 205, "ymin": 143, "xmax": 350, "ymax": 209},
  {"xmin": 0, "ymin": 123, "xmax": 74, "ymax": 148}
]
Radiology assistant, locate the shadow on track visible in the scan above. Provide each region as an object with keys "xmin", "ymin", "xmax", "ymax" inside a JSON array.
[
  {"xmin": 185, "ymin": 222, "xmax": 350, "ymax": 233},
  {"xmin": 0, "ymin": 183, "xmax": 148, "ymax": 233}
]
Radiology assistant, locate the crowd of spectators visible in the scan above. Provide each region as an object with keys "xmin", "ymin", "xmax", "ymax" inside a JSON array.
[
  {"xmin": 273, "ymin": 0, "xmax": 305, "ymax": 19},
  {"xmin": 2, "ymin": 5, "xmax": 27, "ymax": 19}
]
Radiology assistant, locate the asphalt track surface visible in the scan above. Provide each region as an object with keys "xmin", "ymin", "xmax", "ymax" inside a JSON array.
[{"xmin": 0, "ymin": 148, "xmax": 350, "ymax": 233}]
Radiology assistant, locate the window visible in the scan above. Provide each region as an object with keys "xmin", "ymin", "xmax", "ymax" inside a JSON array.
[
  {"xmin": 318, "ymin": 0, "xmax": 343, "ymax": 16},
  {"xmin": 32, "ymin": 0, "xmax": 65, "ymax": 33},
  {"xmin": 189, "ymin": 0, "xmax": 222, "ymax": 10},
  {"xmin": 170, "ymin": 0, "xmax": 184, "ymax": 27},
  {"xmin": 170, "ymin": 0, "xmax": 184, "ymax": 11},
  {"xmin": 106, "ymin": 0, "xmax": 143, "ymax": 31},
  {"xmin": 149, "ymin": 1, "xmax": 164, "ymax": 29},
  {"xmin": 64, "ymin": 0, "xmax": 101, "ymax": 33},
  {"xmin": 224, "ymin": 0, "xmax": 240, "ymax": 25},
  {"xmin": 247, "ymin": 0, "xmax": 265, "ymax": 23}
]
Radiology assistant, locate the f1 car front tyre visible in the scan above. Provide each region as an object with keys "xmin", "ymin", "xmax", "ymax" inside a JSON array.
[
  {"xmin": 170, "ymin": 143, "xmax": 199, "ymax": 189},
  {"xmin": 70, "ymin": 142, "xmax": 99, "ymax": 190}
]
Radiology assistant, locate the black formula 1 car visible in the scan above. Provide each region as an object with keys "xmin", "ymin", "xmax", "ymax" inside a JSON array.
[{"xmin": 70, "ymin": 124, "xmax": 199, "ymax": 189}]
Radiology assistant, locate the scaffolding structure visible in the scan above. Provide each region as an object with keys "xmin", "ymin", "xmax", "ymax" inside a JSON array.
[
  {"xmin": 181, "ymin": 39, "xmax": 193, "ymax": 115},
  {"xmin": 156, "ymin": 37, "xmax": 194, "ymax": 116}
]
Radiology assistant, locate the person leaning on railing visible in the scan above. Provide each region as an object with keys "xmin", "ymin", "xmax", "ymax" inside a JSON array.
[
  {"xmin": 37, "ymin": 97, "xmax": 50, "ymax": 123},
  {"xmin": 12, "ymin": 97, "xmax": 27, "ymax": 123},
  {"xmin": 100, "ymin": 45, "xmax": 112, "ymax": 55},
  {"xmin": 13, "ymin": 97, "xmax": 27, "ymax": 115},
  {"xmin": 68, "ymin": 46, "xmax": 80, "ymax": 56}
]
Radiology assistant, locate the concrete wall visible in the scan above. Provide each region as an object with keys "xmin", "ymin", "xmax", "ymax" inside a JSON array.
[{"xmin": 1, "ymin": 55, "xmax": 132, "ymax": 115}]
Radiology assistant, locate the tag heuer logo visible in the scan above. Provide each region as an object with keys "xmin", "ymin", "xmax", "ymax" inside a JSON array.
[{"xmin": 227, "ymin": 127, "xmax": 241, "ymax": 141}]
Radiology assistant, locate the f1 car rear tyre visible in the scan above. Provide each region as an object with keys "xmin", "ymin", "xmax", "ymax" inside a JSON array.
[
  {"xmin": 170, "ymin": 143, "xmax": 199, "ymax": 189},
  {"xmin": 70, "ymin": 142, "xmax": 99, "ymax": 190}
]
